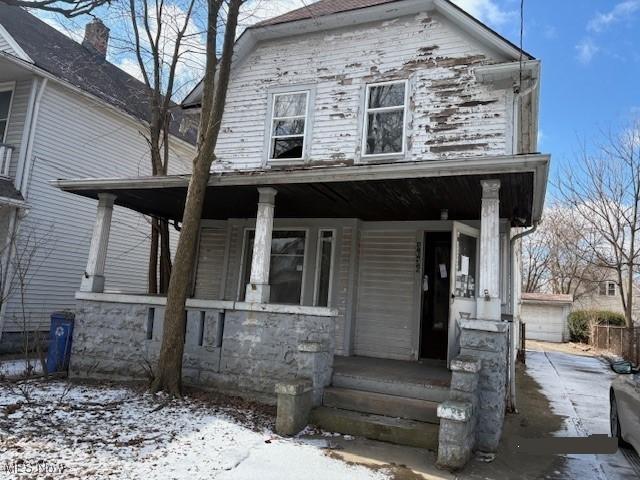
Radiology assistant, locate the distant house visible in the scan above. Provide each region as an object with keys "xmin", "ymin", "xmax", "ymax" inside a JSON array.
[
  {"xmin": 0, "ymin": 4, "xmax": 196, "ymax": 352},
  {"xmin": 573, "ymin": 279, "xmax": 640, "ymax": 323},
  {"xmin": 53, "ymin": 0, "xmax": 550, "ymax": 468}
]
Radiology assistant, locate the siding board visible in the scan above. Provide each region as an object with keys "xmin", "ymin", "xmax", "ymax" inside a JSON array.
[
  {"xmin": 193, "ymin": 226, "xmax": 227, "ymax": 300},
  {"xmin": 354, "ymin": 229, "xmax": 417, "ymax": 360}
]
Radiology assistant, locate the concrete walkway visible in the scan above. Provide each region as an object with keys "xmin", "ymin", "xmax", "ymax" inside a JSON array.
[{"xmin": 523, "ymin": 347, "xmax": 639, "ymax": 479}]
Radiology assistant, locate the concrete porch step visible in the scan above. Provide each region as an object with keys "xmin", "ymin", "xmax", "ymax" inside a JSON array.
[
  {"xmin": 332, "ymin": 371, "xmax": 450, "ymax": 403},
  {"xmin": 310, "ymin": 406, "xmax": 439, "ymax": 450},
  {"xmin": 323, "ymin": 387, "xmax": 440, "ymax": 424}
]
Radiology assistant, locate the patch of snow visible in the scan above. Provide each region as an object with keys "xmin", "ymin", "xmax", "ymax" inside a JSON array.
[
  {"xmin": 0, "ymin": 381, "xmax": 388, "ymax": 479},
  {"xmin": 0, "ymin": 359, "xmax": 43, "ymax": 379}
]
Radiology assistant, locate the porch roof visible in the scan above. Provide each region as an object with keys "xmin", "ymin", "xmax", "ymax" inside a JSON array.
[{"xmin": 53, "ymin": 153, "xmax": 549, "ymax": 226}]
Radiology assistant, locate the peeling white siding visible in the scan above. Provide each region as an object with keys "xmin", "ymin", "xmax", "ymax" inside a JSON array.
[
  {"xmin": 214, "ymin": 11, "xmax": 507, "ymax": 171},
  {"xmin": 353, "ymin": 229, "xmax": 417, "ymax": 360},
  {"xmin": 2, "ymin": 81, "xmax": 195, "ymax": 332}
]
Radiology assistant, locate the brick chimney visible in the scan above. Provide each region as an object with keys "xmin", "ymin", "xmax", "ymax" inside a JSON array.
[{"xmin": 82, "ymin": 18, "xmax": 109, "ymax": 58}]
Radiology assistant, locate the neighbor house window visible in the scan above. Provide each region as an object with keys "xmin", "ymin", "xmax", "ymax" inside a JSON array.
[
  {"xmin": 362, "ymin": 80, "xmax": 407, "ymax": 156},
  {"xmin": 0, "ymin": 89, "xmax": 13, "ymax": 142},
  {"xmin": 314, "ymin": 230, "xmax": 335, "ymax": 307},
  {"xmin": 600, "ymin": 281, "xmax": 616, "ymax": 296},
  {"xmin": 269, "ymin": 91, "xmax": 309, "ymax": 160},
  {"xmin": 241, "ymin": 230, "xmax": 306, "ymax": 304}
]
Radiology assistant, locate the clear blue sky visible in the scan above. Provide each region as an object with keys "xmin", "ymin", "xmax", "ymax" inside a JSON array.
[{"xmin": 481, "ymin": 0, "xmax": 640, "ymax": 178}]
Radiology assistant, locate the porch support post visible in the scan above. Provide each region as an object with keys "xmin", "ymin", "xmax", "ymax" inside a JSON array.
[
  {"xmin": 477, "ymin": 180, "xmax": 501, "ymax": 320},
  {"xmin": 245, "ymin": 187, "xmax": 277, "ymax": 303},
  {"xmin": 80, "ymin": 193, "xmax": 116, "ymax": 293}
]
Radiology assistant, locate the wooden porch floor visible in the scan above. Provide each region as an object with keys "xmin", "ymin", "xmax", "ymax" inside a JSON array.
[{"xmin": 333, "ymin": 355, "xmax": 451, "ymax": 388}]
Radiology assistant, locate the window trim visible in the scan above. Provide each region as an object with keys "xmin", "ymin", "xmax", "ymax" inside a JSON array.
[
  {"xmin": 264, "ymin": 85, "xmax": 315, "ymax": 165},
  {"xmin": 238, "ymin": 227, "xmax": 310, "ymax": 305},
  {"xmin": 313, "ymin": 229, "xmax": 336, "ymax": 307},
  {"xmin": 361, "ymin": 79, "xmax": 408, "ymax": 159},
  {"xmin": 0, "ymin": 81, "xmax": 16, "ymax": 144}
]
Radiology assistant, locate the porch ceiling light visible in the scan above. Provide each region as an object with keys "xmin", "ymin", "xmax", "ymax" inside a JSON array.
[{"xmin": 440, "ymin": 209, "xmax": 448, "ymax": 220}]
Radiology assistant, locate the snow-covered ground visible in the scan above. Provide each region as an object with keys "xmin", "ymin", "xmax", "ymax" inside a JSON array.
[
  {"xmin": 0, "ymin": 359, "xmax": 43, "ymax": 379},
  {"xmin": 0, "ymin": 381, "xmax": 389, "ymax": 479}
]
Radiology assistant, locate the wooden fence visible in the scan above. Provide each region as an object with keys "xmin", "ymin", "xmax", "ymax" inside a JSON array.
[{"xmin": 592, "ymin": 325, "xmax": 640, "ymax": 365}]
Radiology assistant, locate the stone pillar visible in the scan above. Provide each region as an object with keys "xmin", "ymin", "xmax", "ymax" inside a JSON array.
[
  {"xmin": 437, "ymin": 356, "xmax": 482, "ymax": 470},
  {"xmin": 245, "ymin": 187, "xmax": 277, "ymax": 303},
  {"xmin": 477, "ymin": 179, "xmax": 501, "ymax": 320},
  {"xmin": 275, "ymin": 380, "xmax": 313, "ymax": 436},
  {"xmin": 80, "ymin": 193, "xmax": 116, "ymax": 293},
  {"xmin": 459, "ymin": 319, "xmax": 508, "ymax": 452}
]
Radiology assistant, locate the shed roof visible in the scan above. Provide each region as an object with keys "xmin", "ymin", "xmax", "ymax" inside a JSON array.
[
  {"xmin": 0, "ymin": 3, "xmax": 196, "ymax": 145},
  {"xmin": 522, "ymin": 292, "xmax": 573, "ymax": 305}
]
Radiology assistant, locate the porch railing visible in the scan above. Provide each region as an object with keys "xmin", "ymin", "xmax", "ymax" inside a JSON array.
[{"xmin": 0, "ymin": 143, "xmax": 13, "ymax": 179}]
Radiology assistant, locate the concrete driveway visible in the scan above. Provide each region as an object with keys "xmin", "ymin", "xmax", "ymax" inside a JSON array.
[{"xmin": 524, "ymin": 345, "xmax": 640, "ymax": 479}]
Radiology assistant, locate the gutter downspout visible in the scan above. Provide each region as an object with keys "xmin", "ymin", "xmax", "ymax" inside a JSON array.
[
  {"xmin": 0, "ymin": 77, "xmax": 46, "ymax": 340},
  {"xmin": 507, "ymin": 220, "xmax": 539, "ymax": 412}
]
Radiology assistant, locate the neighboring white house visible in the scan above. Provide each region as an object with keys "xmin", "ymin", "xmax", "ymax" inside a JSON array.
[
  {"xmin": 521, "ymin": 292, "xmax": 573, "ymax": 343},
  {"xmin": 0, "ymin": 4, "xmax": 196, "ymax": 351},
  {"xmin": 573, "ymin": 279, "xmax": 640, "ymax": 322}
]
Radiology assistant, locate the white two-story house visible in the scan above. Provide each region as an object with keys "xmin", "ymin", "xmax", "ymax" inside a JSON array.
[
  {"xmin": 56, "ymin": 0, "xmax": 549, "ymax": 464},
  {"xmin": 0, "ymin": 4, "xmax": 196, "ymax": 352}
]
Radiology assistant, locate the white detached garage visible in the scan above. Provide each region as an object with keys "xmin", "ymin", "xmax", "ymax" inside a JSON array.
[{"xmin": 522, "ymin": 293, "xmax": 573, "ymax": 343}]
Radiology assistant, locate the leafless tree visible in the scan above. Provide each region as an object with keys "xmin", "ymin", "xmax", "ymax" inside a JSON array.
[
  {"xmin": 1, "ymin": 0, "xmax": 109, "ymax": 17},
  {"xmin": 556, "ymin": 122, "xmax": 640, "ymax": 327},
  {"xmin": 107, "ymin": 0, "xmax": 205, "ymax": 294},
  {"xmin": 521, "ymin": 224, "xmax": 550, "ymax": 293},
  {"xmin": 151, "ymin": 0, "xmax": 244, "ymax": 395}
]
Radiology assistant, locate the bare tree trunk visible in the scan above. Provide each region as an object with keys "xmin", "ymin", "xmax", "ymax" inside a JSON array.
[
  {"xmin": 148, "ymin": 218, "xmax": 159, "ymax": 294},
  {"xmin": 151, "ymin": 0, "xmax": 242, "ymax": 395},
  {"xmin": 159, "ymin": 219, "xmax": 172, "ymax": 293}
]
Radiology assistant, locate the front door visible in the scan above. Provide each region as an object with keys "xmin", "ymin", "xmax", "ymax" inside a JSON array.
[
  {"xmin": 447, "ymin": 222, "xmax": 479, "ymax": 364},
  {"xmin": 420, "ymin": 232, "xmax": 451, "ymax": 360}
]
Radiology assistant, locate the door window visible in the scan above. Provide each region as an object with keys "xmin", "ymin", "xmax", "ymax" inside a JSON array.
[{"xmin": 454, "ymin": 233, "xmax": 476, "ymax": 298}]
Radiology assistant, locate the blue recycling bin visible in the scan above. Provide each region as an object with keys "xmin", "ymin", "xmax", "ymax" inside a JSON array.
[{"xmin": 46, "ymin": 311, "xmax": 75, "ymax": 374}]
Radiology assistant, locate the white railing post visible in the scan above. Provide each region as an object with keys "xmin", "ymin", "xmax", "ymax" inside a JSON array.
[
  {"xmin": 80, "ymin": 193, "xmax": 117, "ymax": 293},
  {"xmin": 477, "ymin": 179, "xmax": 502, "ymax": 320},
  {"xmin": 245, "ymin": 187, "xmax": 277, "ymax": 303}
]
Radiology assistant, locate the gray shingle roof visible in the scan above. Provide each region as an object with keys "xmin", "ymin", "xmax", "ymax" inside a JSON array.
[
  {"xmin": 0, "ymin": 2, "xmax": 196, "ymax": 145},
  {"xmin": 254, "ymin": 0, "xmax": 400, "ymax": 26}
]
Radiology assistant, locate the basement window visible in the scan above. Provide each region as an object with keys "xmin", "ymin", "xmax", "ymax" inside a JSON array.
[
  {"xmin": 268, "ymin": 91, "xmax": 309, "ymax": 160},
  {"xmin": 362, "ymin": 80, "xmax": 407, "ymax": 157}
]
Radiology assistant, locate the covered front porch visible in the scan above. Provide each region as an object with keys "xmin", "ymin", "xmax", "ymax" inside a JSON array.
[
  {"xmin": 56, "ymin": 154, "xmax": 548, "ymax": 463},
  {"xmin": 55, "ymin": 154, "xmax": 548, "ymax": 368}
]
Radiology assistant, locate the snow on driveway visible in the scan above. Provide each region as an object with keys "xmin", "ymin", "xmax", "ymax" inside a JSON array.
[
  {"xmin": 0, "ymin": 381, "xmax": 389, "ymax": 479},
  {"xmin": 525, "ymin": 348, "xmax": 639, "ymax": 479}
]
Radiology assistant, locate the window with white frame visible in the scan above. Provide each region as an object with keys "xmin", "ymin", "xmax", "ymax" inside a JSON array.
[
  {"xmin": 599, "ymin": 281, "xmax": 616, "ymax": 296},
  {"xmin": 362, "ymin": 80, "xmax": 407, "ymax": 156},
  {"xmin": 241, "ymin": 230, "xmax": 307, "ymax": 304},
  {"xmin": 314, "ymin": 230, "xmax": 335, "ymax": 307},
  {"xmin": 269, "ymin": 91, "xmax": 309, "ymax": 160},
  {"xmin": 0, "ymin": 88, "xmax": 13, "ymax": 142}
]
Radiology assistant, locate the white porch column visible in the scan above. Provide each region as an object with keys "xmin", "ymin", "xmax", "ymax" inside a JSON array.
[
  {"xmin": 80, "ymin": 193, "xmax": 116, "ymax": 293},
  {"xmin": 245, "ymin": 187, "xmax": 277, "ymax": 303},
  {"xmin": 476, "ymin": 179, "xmax": 501, "ymax": 320}
]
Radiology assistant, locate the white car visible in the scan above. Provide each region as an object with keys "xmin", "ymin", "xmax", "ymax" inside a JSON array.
[{"xmin": 610, "ymin": 360, "xmax": 640, "ymax": 453}]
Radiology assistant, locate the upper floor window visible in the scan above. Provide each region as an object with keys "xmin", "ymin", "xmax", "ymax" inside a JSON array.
[
  {"xmin": 599, "ymin": 281, "xmax": 616, "ymax": 296},
  {"xmin": 362, "ymin": 80, "xmax": 407, "ymax": 157},
  {"xmin": 269, "ymin": 91, "xmax": 309, "ymax": 161},
  {"xmin": 0, "ymin": 88, "xmax": 13, "ymax": 142}
]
